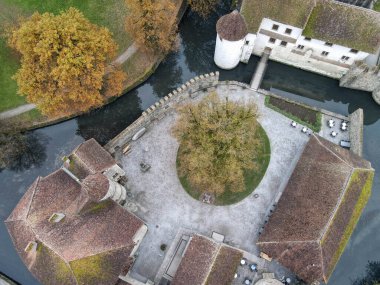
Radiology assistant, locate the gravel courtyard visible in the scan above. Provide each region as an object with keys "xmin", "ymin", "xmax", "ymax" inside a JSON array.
[{"xmin": 121, "ymin": 85, "xmax": 310, "ymax": 281}]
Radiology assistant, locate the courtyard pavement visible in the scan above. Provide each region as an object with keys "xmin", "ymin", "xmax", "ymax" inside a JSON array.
[{"xmin": 121, "ymin": 86, "xmax": 311, "ymax": 281}]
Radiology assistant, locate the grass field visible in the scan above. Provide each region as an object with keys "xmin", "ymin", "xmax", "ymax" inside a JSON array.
[
  {"xmin": 0, "ymin": 0, "xmax": 132, "ymax": 113},
  {"xmin": 177, "ymin": 123, "xmax": 271, "ymax": 206}
]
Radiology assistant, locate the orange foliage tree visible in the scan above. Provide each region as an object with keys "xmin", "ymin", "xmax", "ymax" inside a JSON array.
[
  {"xmin": 8, "ymin": 8, "xmax": 126, "ymax": 117},
  {"xmin": 188, "ymin": 0, "xmax": 219, "ymax": 18},
  {"xmin": 125, "ymin": 0, "xmax": 178, "ymax": 54}
]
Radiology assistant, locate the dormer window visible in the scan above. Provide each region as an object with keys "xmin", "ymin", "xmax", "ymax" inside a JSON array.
[
  {"xmin": 350, "ymin": 49, "xmax": 359, "ymax": 54},
  {"xmin": 25, "ymin": 241, "xmax": 38, "ymax": 252},
  {"xmin": 49, "ymin": 212, "xmax": 65, "ymax": 223},
  {"xmin": 272, "ymin": 24, "xmax": 279, "ymax": 31},
  {"xmin": 325, "ymin": 42, "xmax": 333, "ymax": 47}
]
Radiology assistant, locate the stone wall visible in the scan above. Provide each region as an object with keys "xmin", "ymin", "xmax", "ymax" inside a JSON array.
[
  {"xmin": 339, "ymin": 61, "xmax": 380, "ymax": 104},
  {"xmin": 348, "ymin": 108, "xmax": 364, "ymax": 157},
  {"xmin": 105, "ymin": 72, "xmax": 220, "ymax": 154}
]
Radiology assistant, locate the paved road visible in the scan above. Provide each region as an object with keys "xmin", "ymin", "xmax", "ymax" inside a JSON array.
[{"xmin": 0, "ymin": 103, "xmax": 36, "ymax": 120}]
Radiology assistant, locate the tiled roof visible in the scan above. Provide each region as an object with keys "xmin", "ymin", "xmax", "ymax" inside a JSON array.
[
  {"xmin": 303, "ymin": 0, "xmax": 380, "ymax": 53},
  {"xmin": 241, "ymin": 0, "xmax": 316, "ymax": 32},
  {"xmin": 172, "ymin": 235, "xmax": 242, "ymax": 285},
  {"xmin": 5, "ymin": 140, "xmax": 143, "ymax": 285},
  {"xmin": 72, "ymin": 138, "xmax": 116, "ymax": 174},
  {"xmin": 257, "ymin": 134, "xmax": 374, "ymax": 283},
  {"xmin": 216, "ymin": 10, "xmax": 248, "ymax": 41}
]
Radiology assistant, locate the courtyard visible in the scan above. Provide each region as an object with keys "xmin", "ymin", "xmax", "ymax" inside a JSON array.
[{"xmin": 120, "ymin": 85, "xmax": 311, "ymax": 281}]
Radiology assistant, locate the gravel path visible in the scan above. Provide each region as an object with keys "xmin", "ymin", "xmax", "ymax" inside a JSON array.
[
  {"xmin": 0, "ymin": 43, "xmax": 137, "ymax": 120},
  {"xmin": 0, "ymin": 104, "xmax": 36, "ymax": 120}
]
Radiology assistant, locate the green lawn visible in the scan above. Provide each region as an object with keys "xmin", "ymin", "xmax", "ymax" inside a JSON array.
[
  {"xmin": 177, "ymin": 124, "xmax": 271, "ymax": 206},
  {"xmin": 0, "ymin": 0, "xmax": 132, "ymax": 113},
  {"xmin": 374, "ymin": 1, "xmax": 380, "ymax": 12},
  {"xmin": 0, "ymin": 38, "xmax": 25, "ymax": 112}
]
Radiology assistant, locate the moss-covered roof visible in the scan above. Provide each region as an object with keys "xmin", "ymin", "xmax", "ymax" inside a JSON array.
[
  {"xmin": 5, "ymin": 139, "xmax": 144, "ymax": 285},
  {"xmin": 171, "ymin": 235, "xmax": 242, "ymax": 285},
  {"xmin": 240, "ymin": 0, "xmax": 315, "ymax": 32},
  {"xmin": 257, "ymin": 134, "xmax": 374, "ymax": 284},
  {"xmin": 303, "ymin": 0, "xmax": 380, "ymax": 53}
]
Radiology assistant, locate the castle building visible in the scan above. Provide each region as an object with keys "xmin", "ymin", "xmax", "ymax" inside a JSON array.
[
  {"xmin": 215, "ymin": 0, "xmax": 380, "ymax": 79},
  {"xmin": 5, "ymin": 139, "xmax": 147, "ymax": 285},
  {"xmin": 258, "ymin": 135, "xmax": 374, "ymax": 284}
]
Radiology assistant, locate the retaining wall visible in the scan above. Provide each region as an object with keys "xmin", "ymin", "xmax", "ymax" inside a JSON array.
[
  {"xmin": 348, "ymin": 108, "xmax": 364, "ymax": 157},
  {"xmin": 105, "ymin": 72, "xmax": 220, "ymax": 154}
]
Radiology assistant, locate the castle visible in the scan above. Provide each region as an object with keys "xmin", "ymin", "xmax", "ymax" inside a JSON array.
[{"xmin": 214, "ymin": 0, "xmax": 380, "ymax": 103}]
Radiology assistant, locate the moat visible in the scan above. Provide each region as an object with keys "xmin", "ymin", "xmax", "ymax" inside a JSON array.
[{"xmin": 1, "ymin": 2, "xmax": 380, "ymax": 285}]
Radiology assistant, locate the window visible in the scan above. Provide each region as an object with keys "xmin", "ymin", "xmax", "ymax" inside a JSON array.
[
  {"xmin": 321, "ymin": 51, "xmax": 329, "ymax": 56},
  {"xmin": 297, "ymin": 45, "xmax": 305, "ymax": 50},
  {"xmin": 304, "ymin": 37, "xmax": 311, "ymax": 41},
  {"xmin": 350, "ymin": 49, "xmax": 359, "ymax": 54},
  {"xmin": 49, "ymin": 212, "xmax": 66, "ymax": 223},
  {"xmin": 25, "ymin": 241, "xmax": 38, "ymax": 252},
  {"xmin": 285, "ymin": 28, "xmax": 292, "ymax": 35},
  {"xmin": 341, "ymin": 56, "xmax": 350, "ymax": 61},
  {"xmin": 272, "ymin": 24, "xmax": 279, "ymax": 31},
  {"xmin": 269, "ymin": 38, "xmax": 276, "ymax": 44},
  {"xmin": 280, "ymin": 41, "xmax": 288, "ymax": 47},
  {"xmin": 245, "ymin": 40, "xmax": 250, "ymax": 45},
  {"xmin": 325, "ymin": 42, "xmax": 333, "ymax": 47}
]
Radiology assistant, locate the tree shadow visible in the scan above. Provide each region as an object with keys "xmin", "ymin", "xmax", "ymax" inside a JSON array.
[
  {"xmin": 352, "ymin": 261, "xmax": 380, "ymax": 285},
  {"xmin": 76, "ymin": 90, "xmax": 142, "ymax": 145},
  {"xmin": 0, "ymin": 131, "xmax": 49, "ymax": 172}
]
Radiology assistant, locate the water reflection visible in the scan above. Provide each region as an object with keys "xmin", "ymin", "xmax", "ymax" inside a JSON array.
[
  {"xmin": 263, "ymin": 61, "xmax": 380, "ymax": 125},
  {"xmin": 150, "ymin": 54, "xmax": 183, "ymax": 98},
  {"xmin": 0, "ymin": 131, "xmax": 48, "ymax": 173},
  {"xmin": 76, "ymin": 90, "xmax": 142, "ymax": 145},
  {"xmin": 352, "ymin": 261, "xmax": 380, "ymax": 285}
]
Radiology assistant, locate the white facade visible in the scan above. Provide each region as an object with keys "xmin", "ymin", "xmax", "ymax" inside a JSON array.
[
  {"xmin": 216, "ymin": 16, "xmax": 373, "ymax": 78},
  {"xmin": 253, "ymin": 18, "xmax": 303, "ymax": 56},
  {"xmin": 295, "ymin": 36, "xmax": 369, "ymax": 65},
  {"xmin": 214, "ymin": 34, "xmax": 245, "ymax": 70}
]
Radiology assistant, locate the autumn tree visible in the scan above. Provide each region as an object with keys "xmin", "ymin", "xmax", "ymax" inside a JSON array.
[
  {"xmin": 125, "ymin": 0, "xmax": 178, "ymax": 54},
  {"xmin": 8, "ymin": 8, "xmax": 126, "ymax": 117},
  {"xmin": 173, "ymin": 92, "xmax": 261, "ymax": 196},
  {"xmin": 188, "ymin": 0, "xmax": 219, "ymax": 18}
]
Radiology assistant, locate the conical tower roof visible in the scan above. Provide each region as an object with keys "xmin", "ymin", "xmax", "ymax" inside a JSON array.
[{"xmin": 216, "ymin": 10, "xmax": 247, "ymax": 41}]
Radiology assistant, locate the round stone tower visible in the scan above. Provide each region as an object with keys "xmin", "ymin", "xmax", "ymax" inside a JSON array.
[{"xmin": 214, "ymin": 10, "xmax": 248, "ymax": 70}]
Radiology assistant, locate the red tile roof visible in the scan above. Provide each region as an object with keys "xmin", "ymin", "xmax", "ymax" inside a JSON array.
[
  {"xmin": 172, "ymin": 235, "xmax": 242, "ymax": 285},
  {"xmin": 257, "ymin": 135, "xmax": 374, "ymax": 283},
  {"xmin": 5, "ymin": 139, "xmax": 144, "ymax": 285},
  {"xmin": 72, "ymin": 138, "xmax": 116, "ymax": 174}
]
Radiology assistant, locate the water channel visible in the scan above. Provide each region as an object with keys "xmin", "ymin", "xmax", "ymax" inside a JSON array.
[{"xmin": 1, "ymin": 2, "xmax": 379, "ymax": 284}]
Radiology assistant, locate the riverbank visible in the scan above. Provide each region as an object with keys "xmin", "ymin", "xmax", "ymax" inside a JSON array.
[{"xmin": 0, "ymin": 0, "xmax": 186, "ymax": 131}]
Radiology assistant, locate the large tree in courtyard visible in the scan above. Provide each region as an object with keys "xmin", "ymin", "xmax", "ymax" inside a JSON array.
[
  {"xmin": 173, "ymin": 93, "xmax": 260, "ymax": 195},
  {"xmin": 188, "ymin": 0, "xmax": 219, "ymax": 18},
  {"xmin": 125, "ymin": 0, "xmax": 178, "ymax": 54},
  {"xmin": 8, "ymin": 8, "xmax": 126, "ymax": 117}
]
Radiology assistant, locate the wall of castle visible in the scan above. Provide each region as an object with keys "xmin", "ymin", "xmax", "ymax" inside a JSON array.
[
  {"xmin": 105, "ymin": 72, "xmax": 220, "ymax": 154},
  {"xmin": 214, "ymin": 35, "xmax": 245, "ymax": 69},
  {"xmin": 339, "ymin": 62, "xmax": 380, "ymax": 104}
]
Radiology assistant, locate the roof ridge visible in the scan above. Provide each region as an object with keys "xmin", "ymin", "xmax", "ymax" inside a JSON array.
[
  {"xmin": 303, "ymin": 0, "xmax": 318, "ymax": 28},
  {"xmin": 257, "ymin": 240, "xmax": 318, "ymax": 245},
  {"xmin": 5, "ymin": 177, "xmax": 40, "ymax": 223},
  {"xmin": 67, "ymin": 243, "xmax": 132, "ymax": 263},
  {"xmin": 203, "ymin": 241, "xmax": 222, "ymax": 285},
  {"xmin": 327, "ymin": 0, "xmax": 380, "ymax": 16},
  {"xmin": 313, "ymin": 135, "xmax": 353, "ymax": 169},
  {"xmin": 318, "ymin": 167, "xmax": 354, "ymax": 242}
]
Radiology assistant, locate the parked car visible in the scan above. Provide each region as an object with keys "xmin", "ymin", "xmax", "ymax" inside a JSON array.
[{"xmin": 340, "ymin": 140, "xmax": 351, "ymax": 148}]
